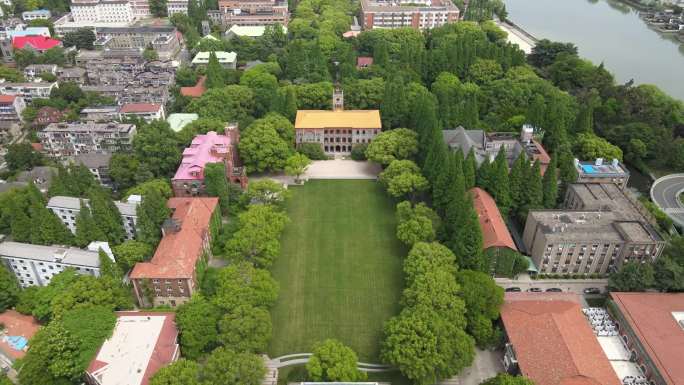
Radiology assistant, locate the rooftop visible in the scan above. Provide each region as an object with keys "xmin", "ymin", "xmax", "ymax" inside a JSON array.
[
  {"xmin": 191, "ymin": 51, "xmax": 237, "ymax": 64},
  {"xmin": 295, "ymin": 110, "xmax": 382, "ymax": 129},
  {"xmin": 173, "ymin": 131, "xmax": 233, "ymax": 181},
  {"xmin": 74, "ymin": 153, "xmax": 113, "ymax": 169},
  {"xmin": 470, "ymin": 187, "xmax": 517, "ymax": 251},
  {"xmin": 12, "ymin": 35, "xmax": 62, "ymax": 50},
  {"xmin": 5, "ymin": 26, "xmax": 50, "ymax": 38},
  {"xmin": 43, "ymin": 121, "xmax": 135, "ymax": 133},
  {"xmin": 361, "ymin": 0, "xmax": 459, "ymax": 12},
  {"xmin": 0, "ymin": 95, "xmax": 17, "ymax": 103},
  {"xmin": 48, "ymin": 195, "xmax": 139, "ymax": 216},
  {"xmin": 0, "ymin": 241, "xmax": 101, "ymax": 267},
  {"xmin": 610, "ymin": 292, "xmax": 684, "ymax": 385},
  {"xmin": 576, "ymin": 158, "xmax": 629, "ymax": 178},
  {"xmin": 568, "ymin": 183, "xmax": 649, "ymax": 222},
  {"xmin": 0, "ymin": 310, "xmax": 40, "ymax": 361},
  {"xmin": 501, "ymin": 293, "xmax": 621, "ymax": 385},
  {"xmin": 166, "ymin": 113, "xmax": 199, "ymax": 132},
  {"xmin": 86, "ymin": 312, "xmax": 178, "ymax": 385},
  {"xmin": 119, "ymin": 103, "xmax": 162, "ymax": 114},
  {"xmin": 227, "ymin": 24, "xmax": 266, "ymax": 37},
  {"xmin": 130, "ymin": 197, "xmax": 218, "ymax": 279}
]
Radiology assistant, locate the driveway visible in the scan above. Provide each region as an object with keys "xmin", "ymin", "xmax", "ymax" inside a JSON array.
[
  {"xmin": 439, "ymin": 349, "xmax": 503, "ymax": 385},
  {"xmin": 650, "ymin": 174, "xmax": 684, "ymax": 227}
]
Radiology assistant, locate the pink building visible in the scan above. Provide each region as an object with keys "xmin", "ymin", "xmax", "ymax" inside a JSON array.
[{"xmin": 171, "ymin": 124, "xmax": 247, "ymax": 197}]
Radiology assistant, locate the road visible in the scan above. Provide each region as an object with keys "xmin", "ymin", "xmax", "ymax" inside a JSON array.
[
  {"xmin": 650, "ymin": 174, "xmax": 684, "ymax": 227},
  {"xmin": 495, "ymin": 275, "xmax": 609, "ymax": 295}
]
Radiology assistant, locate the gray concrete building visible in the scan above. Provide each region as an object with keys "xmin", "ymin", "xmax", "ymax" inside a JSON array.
[
  {"xmin": 74, "ymin": 153, "xmax": 113, "ymax": 187},
  {"xmin": 38, "ymin": 121, "xmax": 136, "ymax": 158},
  {"xmin": 522, "ymin": 183, "xmax": 665, "ymax": 275},
  {"xmin": 47, "ymin": 195, "xmax": 140, "ymax": 239}
]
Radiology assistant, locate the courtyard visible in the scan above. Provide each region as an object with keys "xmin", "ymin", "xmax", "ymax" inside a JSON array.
[{"xmin": 268, "ymin": 179, "xmax": 405, "ymax": 362}]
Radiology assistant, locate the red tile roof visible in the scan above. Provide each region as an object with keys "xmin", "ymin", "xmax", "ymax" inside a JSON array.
[
  {"xmin": 12, "ymin": 35, "xmax": 61, "ymax": 51},
  {"xmin": 610, "ymin": 292, "xmax": 684, "ymax": 385},
  {"xmin": 501, "ymin": 293, "xmax": 621, "ymax": 385},
  {"xmin": 0, "ymin": 95, "xmax": 16, "ymax": 103},
  {"xmin": 469, "ymin": 187, "xmax": 517, "ymax": 251},
  {"xmin": 180, "ymin": 76, "xmax": 206, "ymax": 98},
  {"xmin": 120, "ymin": 103, "xmax": 161, "ymax": 113},
  {"xmin": 30, "ymin": 143, "xmax": 43, "ymax": 152},
  {"xmin": 0, "ymin": 310, "xmax": 41, "ymax": 360},
  {"xmin": 130, "ymin": 197, "xmax": 218, "ymax": 279},
  {"xmin": 357, "ymin": 56, "xmax": 373, "ymax": 68},
  {"xmin": 531, "ymin": 139, "xmax": 551, "ymax": 175},
  {"xmin": 86, "ymin": 312, "xmax": 178, "ymax": 385}
]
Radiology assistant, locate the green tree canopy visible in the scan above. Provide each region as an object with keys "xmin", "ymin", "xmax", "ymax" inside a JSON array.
[
  {"xmin": 306, "ymin": 339, "xmax": 367, "ymax": 382},
  {"xmin": 365, "ymin": 128, "xmax": 419, "ymax": 165}
]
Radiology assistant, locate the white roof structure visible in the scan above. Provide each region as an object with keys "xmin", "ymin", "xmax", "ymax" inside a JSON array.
[
  {"xmin": 226, "ymin": 24, "xmax": 287, "ymax": 38},
  {"xmin": 0, "ymin": 241, "xmax": 101, "ymax": 267},
  {"xmin": 86, "ymin": 313, "xmax": 179, "ymax": 385},
  {"xmin": 191, "ymin": 51, "xmax": 237, "ymax": 65}
]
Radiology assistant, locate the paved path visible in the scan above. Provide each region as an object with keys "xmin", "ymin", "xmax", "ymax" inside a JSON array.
[
  {"xmin": 439, "ymin": 349, "xmax": 503, "ymax": 385},
  {"xmin": 303, "ymin": 160, "xmax": 381, "ymax": 180},
  {"xmin": 650, "ymin": 174, "xmax": 684, "ymax": 227},
  {"xmin": 495, "ymin": 20, "xmax": 537, "ymax": 54},
  {"xmin": 495, "ymin": 274, "xmax": 609, "ymax": 295},
  {"xmin": 266, "ymin": 353, "xmax": 394, "ymax": 372}
]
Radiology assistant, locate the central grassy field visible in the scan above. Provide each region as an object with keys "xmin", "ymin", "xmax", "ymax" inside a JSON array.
[{"xmin": 268, "ymin": 179, "xmax": 405, "ymax": 362}]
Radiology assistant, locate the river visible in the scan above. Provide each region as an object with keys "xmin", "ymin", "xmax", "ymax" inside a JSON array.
[{"xmin": 502, "ymin": 0, "xmax": 684, "ymax": 101}]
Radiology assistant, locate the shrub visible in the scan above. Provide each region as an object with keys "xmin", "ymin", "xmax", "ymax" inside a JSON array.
[
  {"xmin": 350, "ymin": 144, "xmax": 367, "ymax": 161},
  {"xmin": 297, "ymin": 143, "xmax": 327, "ymax": 160}
]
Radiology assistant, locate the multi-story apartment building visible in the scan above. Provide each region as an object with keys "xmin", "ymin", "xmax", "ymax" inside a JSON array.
[
  {"xmin": 47, "ymin": 195, "xmax": 140, "ymax": 239},
  {"xmin": 0, "ymin": 82, "xmax": 58, "ymax": 103},
  {"xmin": 574, "ymin": 158, "xmax": 630, "ymax": 190},
  {"xmin": 119, "ymin": 85, "xmax": 170, "ymax": 105},
  {"xmin": 360, "ymin": 0, "xmax": 460, "ymax": 30},
  {"xmin": 81, "ymin": 85, "xmax": 125, "ymax": 101},
  {"xmin": 21, "ymin": 9, "xmax": 51, "ymax": 21},
  {"xmin": 85, "ymin": 312, "xmax": 179, "ymax": 385},
  {"xmin": 0, "ymin": 241, "xmax": 103, "ymax": 287},
  {"xmin": 70, "ymin": 0, "xmax": 134, "ymax": 24},
  {"xmin": 0, "ymin": 95, "xmax": 26, "ymax": 125},
  {"xmin": 130, "ymin": 197, "xmax": 220, "ymax": 307},
  {"xmin": 295, "ymin": 86, "xmax": 381, "ymax": 155},
  {"xmin": 217, "ymin": 0, "xmax": 289, "ymax": 26},
  {"xmin": 80, "ymin": 106, "xmax": 120, "ymax": 121},
  {"xmin": 119, "ymin": 103, "xmax": 165, "ymax": 122},
  {"xmin": 38, "ymin": 121, "xmax": 137, "ymax": 157},
  {"xmin": 74, "ymin": 153, "xmax": 113, "ymax": 187},
  {"xmin": 522, "ymin": 183, "xmax": 665, "ymax": 275},
  {"xmin": 172, "ymin": 126, "xmax": 247, "ymax": 197},
  {"xmin": 166, "ymin": 0, "xmax": 188, "ymax": 15},
  {"xmin": 93, "ymin": 26, "xmax": 181, "ymax": 59}
]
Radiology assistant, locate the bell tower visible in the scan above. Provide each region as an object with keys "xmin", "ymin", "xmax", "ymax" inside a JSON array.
[{"xmin": 332, "ymin": 60, "xmax": 344, "ymax": 111}]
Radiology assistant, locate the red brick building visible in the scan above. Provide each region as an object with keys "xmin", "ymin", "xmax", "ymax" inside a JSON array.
[{"xmin": 130, "ymin": 197, "xmax": 220, "ymax": 307}]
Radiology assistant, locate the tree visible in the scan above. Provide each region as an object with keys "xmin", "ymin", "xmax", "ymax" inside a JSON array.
[
  {"xmin": 273, "ymin": 86, "xmax": 298, "ymax": 122},
  {"xmin": 468, "ymin": 58, "xmax": 504, "ymax": 84},
  {"xmin": 74, "ymin": 201, "xmax": 106, "ymax": 247},
  {"xmin": 379, "ymin": 160, "xmax": 428, "ymax": 200},
  {"xmin": 365, "ymin": 128, "xmax": 419, "ymax": 165},
  {"xmin": 456, "ymin": 270, "xmax": 504, "ymax": 348},
  {"xmin": 29, "ymin": 204, "xmax": 75, "ymax": 246},
  {"xmin": 306, "ymin": 339, "xmax": 367, "ymax": 382},
  {"xmin": 5, "ymin": 142, "xmax": 42, "ymax": 173},
  {"xmin": 0, "ymin": 264, "xmax": 19, "ymax": 311},
  {"xmin": 542, "ymin": 156, "xmax": 558, "ymax": 209},
  {"xmin": 298, "ymin": 143, "xmax": 327, "ymax": 160},
  {"xmin": 213, "ymin": 261, "xmax": 279, "ymax": 312},
  {"xmin": 481, "ymin": 373, "xmax": 535, "ymax": 385},
  {"xmin": 112, "ymin": 240, "xmax": 153, "ymax": 272},
  {"xmin": 109, "ymin": 153, "xmax": 140, "ymax": 192},
  {"xmin": 239, "ymin": 122, "xmax": 292, "ymax": 172},
  {"xmin": 608, "ymin": 262, "xmax": 655, "ymax": 292},
  {"xmin": 284, "ymin": 153, "xmax": 311, "ymax": 182},
  {"xmin": 452, "ymin": 196, "xmax": 485, "ymax": 271},
  {"xmin": 204, "ymin": 162, "xmax": 230, "ymax": 214},
  {"xmin": 240, "ymin": 67, "xmax": 279, "ymax": 116},
  {"xmin": 396, "ymin": 201, "xmax": 437, "ymax": 247},
  {"xmin": 136, "ymin": 187, "xmax": 170, "ymax": 247},
  {"xmin": 403, "ymin": 242, "xmax": 457, "ymax": 285},
  {"xmin": 150, "ymin": 360, "xmax": 201, "ymax": 385},
  {"xmin": 62, "ymin": 28, "xmax": 96, "ymax": 49},
  {"xmin": 205, "ymin": 52, "xmax": 225, "ymax": 89},
  {"xmin": 463, "ymin": 149, "xmax": 477, "ymax": 190},
  {"xmin": 18, "ymin": 322, "xmax": 81, "ymax": 385},
  {"xmin": 201, "ymin": 348, "xmax": 265, "ymax": 385},
  {"xmin": 88, "ymin": 189, "xmax": 126, "ymax": 245},
  {"xmin": 125, "ymin": 179, "xmax": 173, "ymax": 199},
  {"xmin": 487, "ymin": 148, "xmax": 511, "ymax": 214},
  {"xmin": 176, "ymin": 295, "xmax": 221, "ymax": 360},
  {"xmin": 133, "ymin": 121, "xmax": 181, "ymax": 178},
  {"xmin": 574, "ymin": 133, "xmax": 623, "ymax": 161},
  {"xmin": 528, "ymin": 39, "xmax": 578, "ymax": 68},
  {"xmin": 149, "ymin": 0, "xmax": 168, "ymax": 17},
  {"xmin": 218, "ymin": 304, "xmax": 272, "ymax": 352},
  {"xmin": 187, "ymin": 85, "xmax": 255, "ymax": 127},
  {"xmin": 0, "ymin": 65, "xmax": 25, "ymax": 82},
  {"xmin": 246, "ymin": 179, "xmax": 292, "ymax": 207},
  {"xmin": 225, "ymin": 205, "xmax": 289, "ymax": 268}
]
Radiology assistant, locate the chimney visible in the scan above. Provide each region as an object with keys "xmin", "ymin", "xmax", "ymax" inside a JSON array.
[{"xmin": 161, "ymin": 218, "xmax": 181, "ymax": 236}]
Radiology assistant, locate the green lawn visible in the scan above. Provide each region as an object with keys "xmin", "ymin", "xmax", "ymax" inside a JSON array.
[{"xmin": 268, "ymin": 179, "xmax": 405, "ymax": 362}]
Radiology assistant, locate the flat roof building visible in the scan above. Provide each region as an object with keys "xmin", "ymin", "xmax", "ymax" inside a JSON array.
[
  {"xmin": 0, "ymin": 241, "xmax": 103, "ymax": 287},
  {"xmin": 501, "ymin": 292, "xmax": 621, "ymax": 385},
  {"xmin": 47, "ymin": 195, "xmax": 139, "ymax": 240},
  {"xmin": 575, "ymin": 158, "xmax": 630, "ymax": 190},
  {"xmin": 191, "ymin": 51, "xmax": 237, "ymax": 69},
  {"xmin": 609, "ymin": 292, "xmax": 684, "ymax": 385},
  {"xmin": 360, "ymin": 0, "xmax": 460, "ymax": 30},
  {"xmin": 85, "ymin": 312, "xmax": 179, "ymax": 385},
  {"xmin": 166, "ymin": 113, "xmax": 199, "ymax": 132}
]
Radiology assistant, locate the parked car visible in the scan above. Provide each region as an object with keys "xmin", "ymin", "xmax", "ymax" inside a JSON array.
[
  {"xmin": 505, "ymin": 287, "xmax": 522, "ymax": 292},
  {"xmin": 546, "ymin": 288, "xmax": 563, "ymax": 292},
  {"xmin": 527, "ymin": 287, "xmax": 543, "ymax": 292},
  {"xmin": 583, "ymin": 287, "xmax": 602, "ymax": 294}
]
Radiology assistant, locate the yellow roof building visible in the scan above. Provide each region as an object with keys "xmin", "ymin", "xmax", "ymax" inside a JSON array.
[{"xmin": 295, "ymin": 110, "xmax": 382, "ymax": 130}]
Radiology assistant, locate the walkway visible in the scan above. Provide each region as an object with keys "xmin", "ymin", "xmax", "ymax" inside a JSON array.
[
  {"xmin": 438, "ymin": 349, "xmax": 503, "ymax": 385},
  {"xmin": 495, "ymin": 274, "xmax": 609, "ymax": 296},
  {"xmin": 495, "ymin": 20, "xmax": 537, "ymax": 54},
  {"xmin": 265, "ymin": 353, "xmax": 395, "ymax": 372},
  {"xmin": 304, "ymin": 160, "xmax": 381, "ymax": 180},
  {"xmin": 650, "ymin": 174, "xmax": 684, "ymax": 227}
]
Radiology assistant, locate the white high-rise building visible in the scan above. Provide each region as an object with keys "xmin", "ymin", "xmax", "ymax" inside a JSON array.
[
  {"xmin": 47, "ymin": 195, "xmax": 141, "ymax": 240},
  {"xmin": 70, "ymin": 0, "xmax": 135, "ymax": 23}
]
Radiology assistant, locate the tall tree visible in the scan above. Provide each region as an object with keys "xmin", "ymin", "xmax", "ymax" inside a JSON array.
[
  {"xmin": 306, "ymin": 339, "xmax": 367, "ymax": 382},
  {"xmin": 150, "ymin": 360, "xmax": 201, "ymax": 385},
  {"xmin": 176, "ymin": 295, "xmax": 220, "ymax": 360},
  {"xmin": 542, "ymin": 156, "xmax": 559, "ymax": 209},
  {"xmin": 204, "ymin": 163, "xmax": 230, "ymax": 215},
  {"xmin": 88, "ymin": 189, "xmax": 126, "ymax": 245},
  {"xmin": 0, "ymin": 264, "xmax": 19, "ymax": 312},
  {"xmin": 74, "ymin": 201, "xmax": 106, "ymax": 247},
  {"xmin": 508, "ymin": 154, "xmax": 526, "ymax": 213},
  {"xmin": 524, "ymin": 160, "xmax": 544, "ymax": 211},
  {"xmin": 463, "ymin": 149, "xmax": 477, "ymax": 190},
  {"xmin": 201, "ymin": 348, "xmax": 265, "ymax": 385},
  {"xmin": 453, "ymin": 196, "xmax": 485, "ymax": 271},
  {"xmin": 218, "ymin": 304, "xmax": 272, "ymax": 353},
  {"xmin": 488, "ymin": 148, "xmax": 511, "ymax": 214},
  {"xmin": 136, "ymin": 188, "xmax": 170, "ymax": 247}
]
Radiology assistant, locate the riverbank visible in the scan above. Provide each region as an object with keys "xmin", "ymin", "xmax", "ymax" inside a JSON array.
[{"xmin": 495, "ymin": 19, "xmax": 537, "ymax": 54}]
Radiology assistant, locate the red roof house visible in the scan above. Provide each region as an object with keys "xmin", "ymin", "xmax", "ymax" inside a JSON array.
[
  {"xmin": 130, "ymin": 197, "xmax": 219, "ymax": 307},
  {"xmin": 470, "ymin": 187, "xmax": 517, "ymax": 251},
  {"xmin": 85, "ymin": 312, "xmax": 179, "ymax": 385},
  {"xmin": 501, "ymin": 293, "xmax": 621, "ymax": 385},
  {"xmin": 357, "ymin": 56, "xmax": 373, "ymax": 69},
  {"xmin": 180, "ymin": 76, "xmax": 206, "ymax": 98},
  {"xmin": 12, "ymin": 35, "xmax": 62, "ymax": 52},
  {"xmin": 0, "ymin": 95, "xmax": 17, "ymax": 103}
]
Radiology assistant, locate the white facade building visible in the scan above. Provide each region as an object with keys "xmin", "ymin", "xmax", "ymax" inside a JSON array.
[
  {"xmin": 166, "ymin": 0, "xmax": 188, "ymax": 15},
  {"xmin": 0, "ymin": 241, "xmax": 102, "ymax": 287},
  {"xmin": 47, "ymin": 195, "xmax": 141, "ymax": 240},
  {"xmin": 21, "ymin": 9, "xmax": 52, "ymax": 21},
  {"xmin": 70, "ymin": 0, "xmax": 135, "ymax": 24},
  {"xmin": 0, "ymin": 82, "xmax": 58, "ymax": 103}
]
